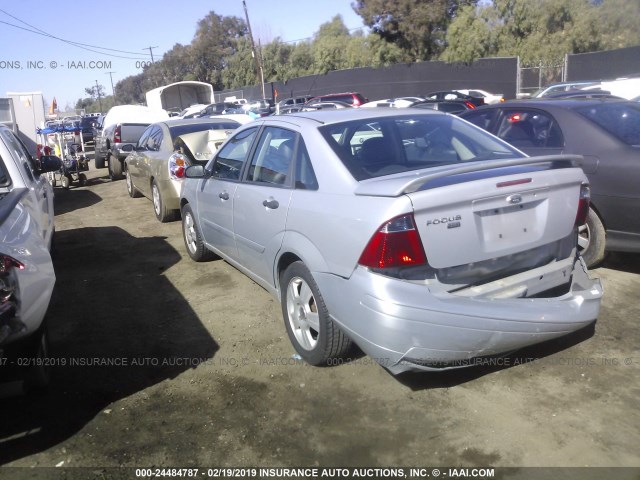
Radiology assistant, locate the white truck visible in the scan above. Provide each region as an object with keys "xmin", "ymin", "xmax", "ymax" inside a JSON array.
[{"xmin": 0, "ymin": 123, "xmax": 61, "ymax": 391}]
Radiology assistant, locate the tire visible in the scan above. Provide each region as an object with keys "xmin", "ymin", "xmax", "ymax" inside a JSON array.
[
  {"xmin": 61, "ymin": 174, "xmax": 71, "ymax": 189},
  {"xmin": 578, "ymin": 207, "xmax": 607, "ymax": 267},
  {"xmin": 24, "ymin": 324, "xmax": 51, "ymax": 393},
  {"xmin": 181, "ymin": 203, "xmax": 216, "ymax": 262},
  {"xmin": 280, "ymin": 261, "xmax": 352, "ymax": 366},
  {"xmin": 126, "ymin": 168, "xmax": 142, "ymax": 198},
  {"xmin": 94, "ymin": 155, "xmax": 105, "ymax": 169},
  {"xmin": 108, "ymin": 153, "xmax": 124, "ymax": 180},
  {"xmin": 78, "ymin": 173, "xmax": 87, "ymax": 186},
  {"xmin": 152, "ymin": 179, "xmax": 178, "ymax": 222}
]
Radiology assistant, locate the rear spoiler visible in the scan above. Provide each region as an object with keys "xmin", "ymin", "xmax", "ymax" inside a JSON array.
[{"xmin": 354, "ymin": 154, "xmax": 584, "ymax": 197}]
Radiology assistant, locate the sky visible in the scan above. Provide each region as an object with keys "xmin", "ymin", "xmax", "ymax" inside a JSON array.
[{"xmin": 0, "ymin": 0, "xmax": 364, "ymax": 112}]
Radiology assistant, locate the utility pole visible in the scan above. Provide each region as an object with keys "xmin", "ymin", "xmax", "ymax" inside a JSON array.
[
  {"xmin": 95, "ymin": 79, "xmax": 103, "ymax": 111},
  {"xmin": 106, "ymin": 71, "xmax": 117, "ymax": 102},
  {"xmin": 143, "ymin": 46, "xmax": 158, "ymax": 63},
  {"xmin": 242, "ymin": 0, "xmax": 266, "ymax": 99}
]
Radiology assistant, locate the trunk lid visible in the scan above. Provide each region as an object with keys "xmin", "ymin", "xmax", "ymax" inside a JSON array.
[{"xmin": 355, "ymin": 155, "xmax": 586, "ymax": 270}]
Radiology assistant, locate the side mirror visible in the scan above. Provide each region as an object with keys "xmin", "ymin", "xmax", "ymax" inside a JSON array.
[
  {"xmin": 121, "ymin": 144, "xmax": 134, "ymax": 153},
  {"xmin": 38, "ymin": 155, "xmax": 62, "ymax": 174},
  {"xmin": 185, "ymin": 165, "xmax": 206, "ymax": 178}
]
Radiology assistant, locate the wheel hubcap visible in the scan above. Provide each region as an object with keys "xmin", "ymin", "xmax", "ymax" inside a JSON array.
[
  {"xmin": 577, "ymin": 223, "xmax": 591, "ymax": 253},
  {"xmin": 152, "ymin": 185, "xmax": 161, "ymax": 215},
  {"xmin": 184, "ymin": 213, "xmax": 197, "ymax": 254},
  {"xmin": 286, "ymin": 276, "xmax": 319, "ymax": 351}
]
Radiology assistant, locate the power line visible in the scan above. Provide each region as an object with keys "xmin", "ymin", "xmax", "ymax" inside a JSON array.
[{"xmin": 0, "ymin": 9, "xmax": 153, "ymax": 59}]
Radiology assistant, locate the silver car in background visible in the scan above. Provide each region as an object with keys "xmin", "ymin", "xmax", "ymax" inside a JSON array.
[
  {"xmin": 123, "ymin": 118, "xmax": 240, "ymax": 221},
  {"xmin": 180, "ymin": 109, "xmax": 603, "ymax": 374}
]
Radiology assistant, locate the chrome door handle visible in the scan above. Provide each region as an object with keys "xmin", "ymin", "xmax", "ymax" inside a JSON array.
[
  {"xmin": 262, "ymin": 199, "xmax": 279, "ymax": 209},
  {"xmin": 219, "ymin": 192, "xmax": 229, "ymax": 200}
]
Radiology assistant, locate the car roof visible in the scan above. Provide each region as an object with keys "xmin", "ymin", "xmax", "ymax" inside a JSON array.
[
  {"xmin": 159, "ymin": 117, "xmax": 241, "ymax": 127},
  {"xmin": 465, "ymin": 97, "xmax": 632, "ymax": 111},
  {"xmin": 265, "ymin": 107, "xmax": 442, "ymax": 126}
]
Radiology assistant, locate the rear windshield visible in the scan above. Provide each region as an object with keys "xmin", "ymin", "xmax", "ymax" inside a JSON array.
[
  {"xmin": 169, "ymin": 121, "xmax": 240, "ymax": 139},
  {"xmin": 319, "ymin": 114, "xmax": 523, "ymax": 181},
  {"xmin": 573, "ymin": 102, "xmax": 640, "ymax": 146}
]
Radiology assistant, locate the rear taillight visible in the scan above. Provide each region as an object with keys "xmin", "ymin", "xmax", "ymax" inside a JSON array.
[
  {"xmin": 575, "ymin": 184, "xmax": 590, "ymax": 227},
  {"xmin": 358, "ymin": 214, "xmax": 427, "ymax": 269},
  {"xmin": 169, "ymin": 153, "xmax": 188, "ymax": 179},
  {"xmin": 0, "ymin": 254, "xmax": 23, "ymax": 305},
  {"xmin": 114, "ymin": 125, "xmax": 121, "ymax": 143},
  {"xmin": 0, "ymin": 255, "xmax": 24, "ymax": 276},
  {"xmin": 464, "ymin": 101, "xmax": 476, "ymax": 109}
]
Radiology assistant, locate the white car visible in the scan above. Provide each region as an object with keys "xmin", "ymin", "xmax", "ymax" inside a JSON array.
[
  {"xmin": 457, "ymin": 89, "xmax": 505, "ymax": 104},
  {"xmin": 0, "ymin": 124, "xmax": 60, "ymax": 390},
  {"xmin": 360, "ymin": 97, "xmax": 425, "ymax": 108}
]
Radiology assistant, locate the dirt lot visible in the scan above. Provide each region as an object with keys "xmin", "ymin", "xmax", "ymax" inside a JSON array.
[{"xmin": 1, "ymin": 166, "xmax": 639, "ymax": 472}]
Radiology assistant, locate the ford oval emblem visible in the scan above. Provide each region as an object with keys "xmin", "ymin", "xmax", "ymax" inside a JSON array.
[{"xmin": 507, "ymin": 194, "xmax": 523, "ymax": 204}]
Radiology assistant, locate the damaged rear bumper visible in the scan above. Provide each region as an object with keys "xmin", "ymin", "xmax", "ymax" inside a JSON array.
[{"xmin": 315, "ymin": 257, "xmax": 603, "ymax": 374}]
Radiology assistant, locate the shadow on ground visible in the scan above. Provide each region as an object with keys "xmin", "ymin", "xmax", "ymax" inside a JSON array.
[
  {"xmin": 52, "ymin": 188, "xmax": 102, "ymax": 216},
  {"xmin": 0, "ymin": 227, "xmax": 218, "ymax": 465},
  {"xmin": 599, "ymin": 252, "xmax": 640, "ymax": 275}
]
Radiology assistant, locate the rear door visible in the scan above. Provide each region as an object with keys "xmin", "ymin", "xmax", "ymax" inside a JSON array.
[
  {"xmin": 233, "ymin": 126, "xmax": 297, "ymax": 285},
  {"xmin": 126, "ymin": 126, "xmax": 153, "ymax": 195}
]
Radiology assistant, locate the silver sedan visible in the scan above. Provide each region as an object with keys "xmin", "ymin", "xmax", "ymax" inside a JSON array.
[
  {"xmin": 180, "ymin": 108, "xmax": 603, "ymax": 374},
  {"xmin": 124, "ymin": 118, "xmax": 240, "ymax": 222}
]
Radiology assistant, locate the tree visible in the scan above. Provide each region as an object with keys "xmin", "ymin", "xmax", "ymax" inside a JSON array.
[
  {"xmin": 440, "ymin": 0, "xmax": 640, "ymax": 66},
  {"xmin": 311, "ymin": 16, "xmax": 352, "ymax": 73},
  {"xmin": 115, "ymin": 73, "xmax": 146, "ymax": 106},
  {"xmin": 352, "ymin": 0, "xmax": 478, "ymax": 61},
  {"xmin": 85, "ymin": 84, "xmax": 106, "ymax": 101},
  {"xmin": 189, "ymin": 11, "xmax": 247, "ymax": 89}
]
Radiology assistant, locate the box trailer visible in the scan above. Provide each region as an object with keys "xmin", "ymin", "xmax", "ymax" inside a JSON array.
[
  {"xmin": 5, "ymin": 92, "xmax": 47, "ymax": 152},
  {"xmin": 145, "ymin": 81, "xmax": 214, "ymax": 116}
]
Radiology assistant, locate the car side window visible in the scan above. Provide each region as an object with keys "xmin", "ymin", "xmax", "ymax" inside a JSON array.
[
  {"xmin": 211, "ymin": 127, "xmax": 258, "ymax": 180},
  {"xmin": 462, "ymin": 110, "xmax": 497, "ymax": 131},
  {"xmin": 137, "ymin": 126, "xmax": 154, "ymax": 150},
  {"xmin": 496, "ymin": 110, "xmax": 564, "ymax": 149},
  {"xmin": 0, "ymin": 129, "xmax": 36, "ymax": 182},
  {"xmin": 146, "ymin": 126, "xmax": 163, "ymax": 152},
  {"xmin": 247, "ymin": 127, "xmax": 296, "ymax": 186},
  {"xmin": 294, "ymin": 140, "xmax": 318, "ymax": 190}
]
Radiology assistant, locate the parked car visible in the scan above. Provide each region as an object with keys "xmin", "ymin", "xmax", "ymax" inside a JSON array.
[
  {"xmin": 545, "ymin": 89, "xmax": 620, "ymax": 99},
  {"xmin": 179, "ymin": 108, "xmax": 602, "ymax": 374},
  {"xmin": 530, "ymin": 81, "xmax": 601, "ymax": 98},
  {"xmin": 123, "ymin": 118, "xmax": 240, "ymax": 222},
  {"xmin": 410, "ymin": 99, "xmax": 475, "ymax": 115},
  {"xmin": 360, "ymin": 97, "xmax": 425, "ymax": 108},
  {"xmin": 460, "ymin": 98, "xmax": 640, "ymax": 266},
  {"xmin": 79, "ymin": 114, "xmax": 99, "ymax": 144},
  {"xmin": 94, "ymin": 105, "xmax": 169, "ymax": 179},
  {"xmin": 276, "ymin": 96, "xmax": 314, "ymax": 114},
  {"xmin": 277, "ymin": 105, "xmax": 305, "ymax": 115},
  {"xmin": 305, "ymin": 92, "xmax": 368, "ymax": 108},
  {"xmin": 456, "ymin": 89, "xmax": 505, "ymax": 104},
  {"xmin": 424, "ymin": 90, "xmax": 485, "ymax": 107},
  {"xmin": 178, "ymin": 104, "xmax": 208, "ymax": 119},
  {"xmin": 302, "ymin": 100, "xmax": 353, "ymax": 111},
  {"xmin": 0, "ymin": 124, "xmax": 61, "ymax": 391}
]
